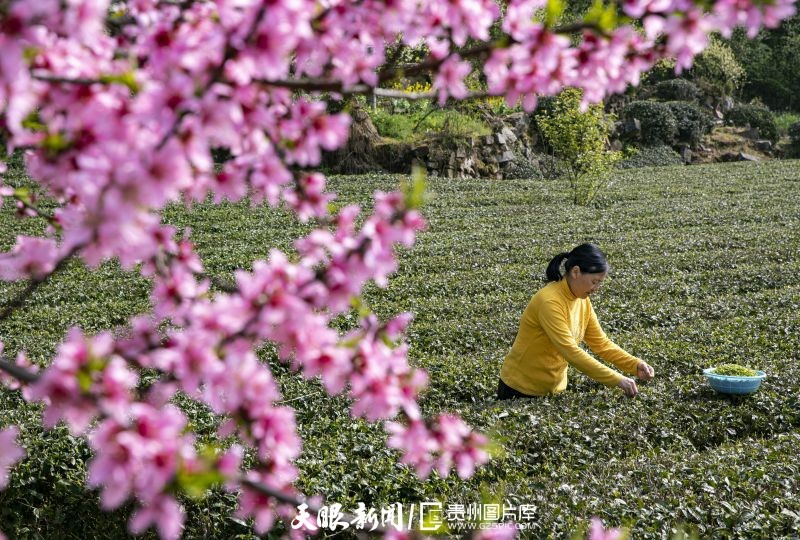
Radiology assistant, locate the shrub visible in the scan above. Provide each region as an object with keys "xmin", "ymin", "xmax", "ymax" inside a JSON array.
[
  {"xmin": 529, "ymin": 95, "xmax": 559, "ymax": 145},
  {"xmin": 664, "ymin": 101, "xmax": 715, "ymax": 146},
  {"xmin": 789, "ymin": 121, "xmax": 800, "ymax": 146},
  {"xmin": 689, "ymin": 38, "xmax": 746, "ymax": 99},
  {"xmin": 643, "ymin": 57, "xmax": 678, "ymax": 85},
  {"xmin": 725, "ymin": 104, "xmax": 779, "ymax": 142},
  {"xmin": 368, "ymin": 108, "xmax": 491, "ymax": 141},
  {"xmin": 776, "ymin": 112, "xmax": 800, "ymax": 136},
  {"xmin": 535, "ymin": 88, "xmax": 621, "ymax": 205},
  {"xmin": 655, "ymin": 79, "xmax": 699, "ymax": 101},
  {"xmin": 615, "ymin": 145, "xmax": 683, "ymax": 169},
  {"xmin": 622, "ymin": 101, "xmax": 679, "ymax": 146}
]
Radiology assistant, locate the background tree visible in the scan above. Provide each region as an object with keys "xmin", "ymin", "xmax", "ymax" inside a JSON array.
[{"xmin": 535, "ymin": 88, "xmax": 621, "ymax": 205}]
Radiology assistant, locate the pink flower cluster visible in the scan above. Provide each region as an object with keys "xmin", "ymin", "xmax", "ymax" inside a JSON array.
[
  {"xmin": 87, "ymin": 404, "xmax": 195, "ymax": 539},
  {"xmin": 26, "ymin": 329, "xmax": 137, "ymax": 435},
  {"xmin": 0, "ymin": 426, "xmax": 25, "ymax": 540},
  {"xmin": 0, "ymin": 426, "xmax": 24, "ymax": 490},
  {"xmin": 1, "ymin": 0, "xmax": 797, "ymax": 539},
  {"xmin": 386, "ymin": 414, "xmax": 489, "ymax": 480}
]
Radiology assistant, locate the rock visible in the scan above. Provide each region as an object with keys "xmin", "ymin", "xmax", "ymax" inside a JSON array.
[
  {"xmin": 754, "ymin": 140, "xmax": 773, "ymax": 152},
  {"xmin": 456, "ymin": 147, "xmax": 467, "ymax": 158},
  {"xmin": 738, "ymin": 152, "xmax": 760, "ymax": 162},
  {"xmin": 500, "ymin": 126, "xmax": 517, "ymax": 143},
  {"xmin": 679, "ymin": 146, "xmax": 693, "ymax": 164},
  {"xmin": 714, "ymin": 108, "xmax": 724, "ymax": 120},
  {"xmin": 721, "ymin": 96, "xmax": 735, "ymax": 113},
  {"xmin": 498, "ymin": 150, "xmax": 515, "ymax": 163},
  {"xmin": 495, "ymin": 132, "xmax": 506, "ymax": 145},
  {"xmin": 610, "ymin": 139, "xmax": 623, "ymax": 152},
  {"xmin": 484, "ymin": 135, "xmax": 494, "ymax": 145},
  {"xmin": 742, "ymin": 126, "xmax": 760, "ymax": 140},
  {"xmin": 617, "ymin": 118, "xmax": 641, "ymax": 141}
]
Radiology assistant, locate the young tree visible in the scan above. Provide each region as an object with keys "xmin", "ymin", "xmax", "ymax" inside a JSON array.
[
  {"xmin": 536, "ymin": 88, "xmax": 620, "ymax": 205},
  {"xmin": 0, "ymin": 0, "xmax": 796, "ymax": 538}
]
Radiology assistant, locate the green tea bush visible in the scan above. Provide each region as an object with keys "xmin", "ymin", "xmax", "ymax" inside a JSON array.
[
  {"xmin": 665, "ymin": 101, "xmax": 714, "ymax": 146},
  {"xmin": 724, "ymin": 104, "xmax": 779, "ymax": 142},
  {"xmin": 535, "ymin": 88, "xmax": 621, "ymax": 205},
  {"xmin": 615, "ymin": 145, "xmax": 683, "ymax": 169},
  {"xmin": 622, "ymin": 101, "xmax": 679, "ymax": 145},
  {"xmin": 655, "ymin": 79, "xmax": 700, "ymax": 102},
  {"xmin": 3, "ymin": 159, "xmax": 800, "ymax": 539}
]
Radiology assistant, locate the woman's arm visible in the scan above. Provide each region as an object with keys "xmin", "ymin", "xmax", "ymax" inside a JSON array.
[
  {"xmin": 583, "ymin": 303, "xmax": 640, "ymax": 375},
  {"xmin": 538, "ymin": 299, "xmax": 624, "ymax": 387}
]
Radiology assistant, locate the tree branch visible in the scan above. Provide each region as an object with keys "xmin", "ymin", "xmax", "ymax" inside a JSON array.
[
  {"xmin": 0, "ymin": 356, "xmax": 39, "ymax": 384},
  {"xmin": 0, "ymin": 244, "xmax": 82, "ymax": 323},
  {"xmin": 31, "ymin": 73, "xmax": 103, "ymax": 85},
  {"xmin": 240, "ymin": 478, "xmax": 393, "ymax": 536}
]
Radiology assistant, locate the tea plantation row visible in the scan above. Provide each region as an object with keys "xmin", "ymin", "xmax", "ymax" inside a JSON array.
[{"xmin": 1, "ymin": 160, "xmax": 799, "ymax": 538}]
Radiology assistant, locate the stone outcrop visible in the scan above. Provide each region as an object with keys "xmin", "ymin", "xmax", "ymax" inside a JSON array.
[{"xmin": 412, "ymin": 113, "xmax": 544, "ymax": 180}]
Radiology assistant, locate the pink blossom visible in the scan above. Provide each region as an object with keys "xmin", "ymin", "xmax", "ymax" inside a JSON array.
[
  {"xmin": 0, "ymin": 1, "xmax": 795, "ymax": 537},
  {"xmin": 26, "ymin": 328, "xmax": 136, "ymax": 435},
  {"xmin": 0, "ymin": 426, "xmax": 25, "ymax": 490},
  {"xmin": 386, "ymin": 420, "xmax": 438, "ymax": 479},
  {"xmin": 588, "ymin": 517, "xmax": 623, "ymax": 540},
  {"xmin": 473, "ymin": 525, "xmax": 519, "ymax": 539},
  {"xmin": 0, "ymin": 236, "xmax": 59, "ymax": 281},
  {"xmin": 129, "ymin": 495, "xmax": 185, "ymax": 540},
  {"xmin": 283, "ymin": 172, "xmax": 334, "ymax": 222},
  {"xmin": 87, "ymin": 404, "xmax": 193, "ymax": 512},
  {"xmin": 433, "ymin": 55, "xmax": 472, "ymax": 106}
]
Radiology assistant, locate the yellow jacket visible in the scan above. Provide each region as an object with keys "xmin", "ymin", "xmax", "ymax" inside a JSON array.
[{"xmin": 500, "ymin": 278, "xmax": 641, "ymax": 396}]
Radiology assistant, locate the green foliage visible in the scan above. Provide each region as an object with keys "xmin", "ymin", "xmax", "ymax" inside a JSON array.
[
  {"xmin": 664, "ymin": 101, "xmax": 715, "ymax": 147},
  {"xmin": 615, "ymin": 145, "xmax": 683, "ymax": 169},
  {"xmin": 643, "ymin": 58, "xmax": 678, "ymax": 85},
  {"xmin": 789, "ymin": 121, "xmax": 800, "ymax": 146},
  {"xmin": 728, "ymin": 15, "xmax": 800, "ymax": 111},
  {"xmin": 724, "ymin": 104, "xmax": 778, "ymax": 142},
  {"xmin": 368, "ymin": 108, "xmax": 492, "ymax": 141},
  {"xmin": 712, "ymin": 364, "xmax": 758, "ymax": 377},
  {"xmin": 622, "ymin": 101, "xmax": 679, "ymax": 146},
  {"xmin": 535, "ymin": 88, "xmax": 621, "ymax": 205},
  {"xmin": 3, "ymin": 160, "xmax": 800, "ymax": 538},
  {"xmin": 777, "ymin": 113, "xmax": 800, "ymax": 135},
  {"xmin": 655, "ymin": 79, "xmax": 700, "ymax": 102},
  {"xmin": 689, "ymin": 38, "xmax": 746, "ymax": 99}
]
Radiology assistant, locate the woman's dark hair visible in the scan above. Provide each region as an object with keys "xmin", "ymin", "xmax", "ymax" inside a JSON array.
[{"xmin": 545, "ymin": 243, "xmax": 609, "ymax": 282}]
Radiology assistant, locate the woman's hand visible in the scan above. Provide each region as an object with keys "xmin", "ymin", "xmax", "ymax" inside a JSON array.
[
  {"xmin": 618, "ymin": 377, "xmax": 638, "ymax": 397},
  {"xmin": 637, "ymin": 361, "xmax": 655, "ymax": 381}
]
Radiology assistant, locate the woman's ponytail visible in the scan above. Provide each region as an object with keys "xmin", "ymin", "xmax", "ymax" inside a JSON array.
[
  {"xmin": 544, "ymin": 243, "xmax": 609, "ymax": 282},
  {"xmin": 545, "ymin": 252, "xmax": 571, "ymax": 282}
]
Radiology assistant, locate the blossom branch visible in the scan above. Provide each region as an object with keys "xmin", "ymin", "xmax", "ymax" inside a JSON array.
[
  {"xmin": 240, "ymin": 478, "xmax": 393, "ymax": 536},
  {"xmin": 0, "ymin": 356, "xmax": 39, "ymax": 384}
]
